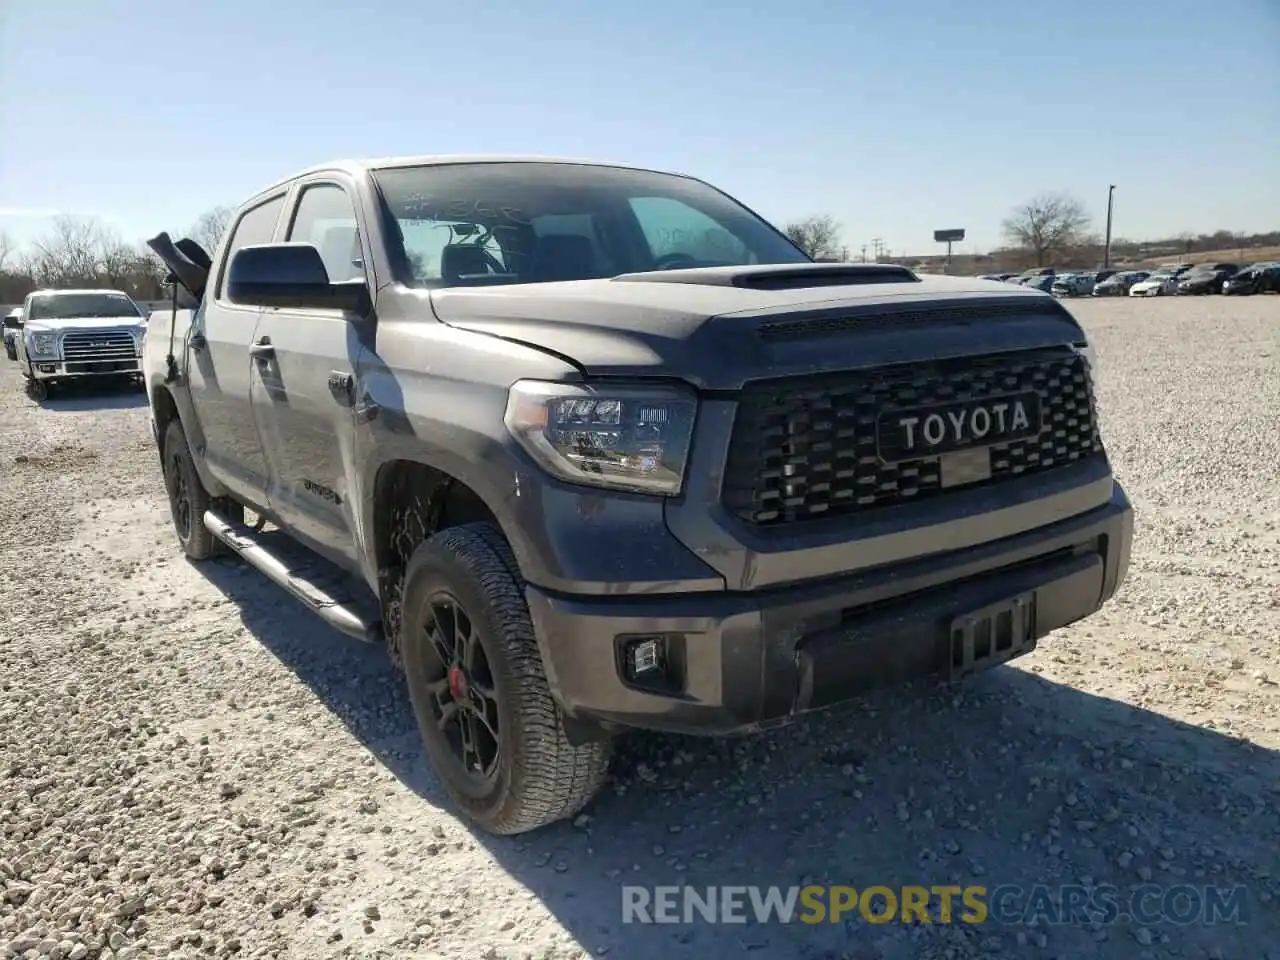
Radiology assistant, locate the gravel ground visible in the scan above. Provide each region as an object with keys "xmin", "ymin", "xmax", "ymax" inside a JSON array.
[{"xmin": 2, "ymin": 296, "xmax": 1278, "ymax": 960}]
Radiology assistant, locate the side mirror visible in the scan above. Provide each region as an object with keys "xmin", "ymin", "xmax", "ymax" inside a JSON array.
[
  {"xmin": 2, "ymin": 316, "xmax": 21, "ymax": 330},
  {"xmin": 227, "ymin": 242, "xmax": 369, "ymax": 313}
]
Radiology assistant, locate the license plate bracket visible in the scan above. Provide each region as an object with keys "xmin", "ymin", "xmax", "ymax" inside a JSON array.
[{"xmin": 947, "ymin": 590, "xmax": 1037, "ymax": 681}]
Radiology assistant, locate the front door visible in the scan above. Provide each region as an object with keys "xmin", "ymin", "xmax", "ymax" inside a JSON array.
[
  {"xmin": 250, "ymin": 179, "xmax": 368, "ymax": 570},
  {"xmin": 188, "ymin": 193, "xmax": 287, "ymax": 503}
]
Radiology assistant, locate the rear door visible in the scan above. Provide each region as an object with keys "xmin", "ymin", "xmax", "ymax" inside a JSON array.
[
  {"xmin": 187, "ymin": 193, "xmax": 287, "ymax": 503},
  {"xmin": 249, "ymin": 177, "xmax": 369, "ymax": 569}
]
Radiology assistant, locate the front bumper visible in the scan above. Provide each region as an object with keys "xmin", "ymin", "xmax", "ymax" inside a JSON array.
[
  {"xmin": 526, "ymin": 482, "xmax": 1134, "ymax": 736},
  {"xmin": 26, "ymin": 358, "xmax": 141, "ymax": 380}
]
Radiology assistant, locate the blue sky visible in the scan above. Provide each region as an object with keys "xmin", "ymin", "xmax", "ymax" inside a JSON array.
[{"xmin": 2, "ymin": 0, "xmax": 1277, "ymax": 259}]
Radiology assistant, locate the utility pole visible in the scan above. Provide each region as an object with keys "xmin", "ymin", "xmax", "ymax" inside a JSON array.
[
  {"xmin": 860, "ymin": 244, "xmax": 868, "ymax": 263},
  {"xmin": 1103, "ymin": 184, "xmax": 1116, "ymax": 268},
  {"xmin": 871, "ymin": 237, "xmax": 883, "ymax": 261}
]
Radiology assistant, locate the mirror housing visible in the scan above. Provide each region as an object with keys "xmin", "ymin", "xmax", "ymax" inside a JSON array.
[
  {"xmin": 2, "ymin": 315, "xmax": 21, "ymax": 330},
  {"xmin": 227, "ymin": 242, "xmax": 369, "ymax": 313}
]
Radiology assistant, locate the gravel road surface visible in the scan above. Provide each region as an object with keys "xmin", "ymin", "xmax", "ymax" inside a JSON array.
[{"xmin": 2, "ymin": 297, "xmax": 1278, "ymax": 960}]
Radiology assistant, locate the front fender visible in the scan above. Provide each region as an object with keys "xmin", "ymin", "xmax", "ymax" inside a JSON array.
[
  {"xmin": 144, "ymin": 306, "xmax": 230, "ymax": 500},
  {"xmin": 351, "ymin": 309, "xmax": 722, "ymax": 596}
]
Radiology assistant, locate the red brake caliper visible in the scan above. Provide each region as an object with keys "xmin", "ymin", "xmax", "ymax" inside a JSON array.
[{"xmin": 448, "ymin": 664, "xmax": 467, "ymax": 700}]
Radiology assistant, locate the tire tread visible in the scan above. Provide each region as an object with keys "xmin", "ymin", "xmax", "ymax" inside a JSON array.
[{"xmin": 407, "ymin": 522, "xmax": 611, "ymax": 835}]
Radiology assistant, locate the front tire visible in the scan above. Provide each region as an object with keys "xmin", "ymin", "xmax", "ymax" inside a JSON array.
[
  {"xmin": 25, "ymin": 378, "xmax": 48, "ymax": 402},
  {"xmin": 162, "ymin": 419, "xmax": 239, "ymax": 560},
  {"xmin": 401, "ymin": 522, "xmax": 612, "ymax": 835}
]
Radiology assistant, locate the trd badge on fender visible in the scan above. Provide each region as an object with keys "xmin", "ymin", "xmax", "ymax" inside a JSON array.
[{"xmin": 876, "ymin": 391, "xmax": 1043, "ymax": 463}]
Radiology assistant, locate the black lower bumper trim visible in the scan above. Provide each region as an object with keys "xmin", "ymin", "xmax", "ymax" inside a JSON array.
[{"xmin": 793, "ymin": 552, "xmax": 1100, "ymax": 714}]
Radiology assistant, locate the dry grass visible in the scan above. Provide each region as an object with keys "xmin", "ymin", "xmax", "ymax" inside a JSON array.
[{"xmin": 1150, "ymin": 244, "xmax": 1280, "ymax": 267}]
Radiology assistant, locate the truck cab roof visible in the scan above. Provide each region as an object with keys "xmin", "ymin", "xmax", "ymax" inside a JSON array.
[{"xmin": 254, "ymin": 154, "xmax": 697, "ymax": 201}]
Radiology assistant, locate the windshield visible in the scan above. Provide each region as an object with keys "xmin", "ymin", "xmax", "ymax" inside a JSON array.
[
  {"xmin": 372, "ymin": 162, "xmax": 811, "ymax": 288},
  {"xmin": 27, "ymin": 292, "xmax": 142, "ymax": 321}
]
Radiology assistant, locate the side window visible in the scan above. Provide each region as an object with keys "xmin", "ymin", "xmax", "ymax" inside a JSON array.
[
  {"xmin": 218, "ymin": 195, "xmax": 286, "ymax": 301},
  {"xmin": 628, "ymin": 196, "xmax": 754, "ymax": 265},
  {"xmin": 286, "ymin": 184, "xmax": 364, "ymax": 284}
]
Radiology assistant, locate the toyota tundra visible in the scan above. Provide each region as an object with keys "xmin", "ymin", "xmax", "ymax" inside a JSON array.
[{"xmin": 142, "ymin": 155, "xmax": 1134, "ymax": 835}]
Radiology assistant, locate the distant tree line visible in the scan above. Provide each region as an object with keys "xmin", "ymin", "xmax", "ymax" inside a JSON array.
[
  {"xmin": 0, "ymin": 205, "xmax": 233, "ymax": 306},
  {"xmin": 783, "ymin": 196, "xmax": 1278, "ymax": 273}
]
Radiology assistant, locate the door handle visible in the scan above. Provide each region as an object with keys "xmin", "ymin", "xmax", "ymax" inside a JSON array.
[
  {"xmin": 189, "ymin": 333, "xmax": 207, "ymax": 350},
  {"xmin": 249, "ymin": 337, "xmax": 274, "ymax": 360}
]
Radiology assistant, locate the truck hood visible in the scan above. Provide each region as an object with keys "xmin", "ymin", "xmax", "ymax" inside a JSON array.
[
  {"xmin": 24, "ymin": 315, "xmax": 147, "ymax": 331},
  {"xmin": 428, "ymin": 264, "xmax": 1088, "ymax": 390}
]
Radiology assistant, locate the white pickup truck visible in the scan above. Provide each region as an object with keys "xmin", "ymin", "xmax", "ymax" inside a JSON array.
[{"xmin": 14, "ymin": 288, "xmax": 149, "ymax": 401}]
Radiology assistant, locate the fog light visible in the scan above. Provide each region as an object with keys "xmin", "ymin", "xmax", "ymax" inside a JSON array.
[
  {"xmin": 626, "ymin": 637, "xmax": 663, "ymax": 677},
  {"xmin": 38, "ymin": 364, "xmax": 56, "ymax": 373}
]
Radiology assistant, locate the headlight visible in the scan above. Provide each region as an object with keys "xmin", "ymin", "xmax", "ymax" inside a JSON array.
[
  {"xmin": 504, "ymin": 380, "xmax": 698, "ymax": 495},
  {"xmin": 29, "ymin": 331, "xmax": 58, "ymax": 356}
]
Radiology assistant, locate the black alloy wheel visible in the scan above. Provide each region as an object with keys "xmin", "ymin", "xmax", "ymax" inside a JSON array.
[
  {"xmin": 400, "ymin": 522, "xmax": 612, "ymax": 835},
  {"xmin": 419, "ymin": 591, "xmax": 502, "ymax": 782},
  {"xmin": 167, "ymin": 445, "xmax": 193, "ymax": 541}
]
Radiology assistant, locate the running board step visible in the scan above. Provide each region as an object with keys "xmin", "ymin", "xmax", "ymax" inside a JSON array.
[{"xmin": 203, "ymin": 509, "xmax": 383, "ymax": 645}]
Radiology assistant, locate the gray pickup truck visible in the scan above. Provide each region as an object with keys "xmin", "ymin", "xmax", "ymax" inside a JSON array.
[{"xmin": 143, "ymin": 155, "xmax": 1133, "ymax": 835}]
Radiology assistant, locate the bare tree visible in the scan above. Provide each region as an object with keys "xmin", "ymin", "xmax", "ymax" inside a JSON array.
[
  {"xmin": 0, "ymin": 230, "xmax": 14, "ymax": 273},
  {"xmin": 784, "ymin": 214, "xmax": 849, "ymax": 261},
  {"xmin": 13, "ymin": 215, "xmax": 166, "ymax": 299},
  {"xmin": 188, "ymin": 205, "xmax": 234, "ymax": 253},
  {"xmin": 1001, "ymin": 193, "xmax": 1092, "ymax": 267},
  {"xmin": 28, "ymin": 215, "xmax": 109, "ymax": 287}
]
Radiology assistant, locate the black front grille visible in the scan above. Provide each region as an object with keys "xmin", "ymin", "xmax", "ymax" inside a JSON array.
[{"xmin": 721, "ymin": 347, "xmax": 1104, "ymax": 527}]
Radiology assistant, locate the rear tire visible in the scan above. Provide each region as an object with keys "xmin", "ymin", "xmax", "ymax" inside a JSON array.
[{"xmin": 400, "ymin": 522, "xmax": 612, "ymax": 835}]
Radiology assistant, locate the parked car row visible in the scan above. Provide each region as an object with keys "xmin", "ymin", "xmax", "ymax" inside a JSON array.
[
  {"xmin": 977, "ymin": 261, "xmax": 1280, "ymax": 297},
  {"xmin": 1221, "ymin": 261, "xmax": 1280, "ymax": 295}
]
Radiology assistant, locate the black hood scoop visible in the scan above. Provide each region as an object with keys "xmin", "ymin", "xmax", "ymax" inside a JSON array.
[
  {"xmin": 756, "ymin": 295, "xmax": 1072, "ymax": 342},
  {"xmin": 612, "ymin": 262, "xmax": 920, "ymax": 290}
]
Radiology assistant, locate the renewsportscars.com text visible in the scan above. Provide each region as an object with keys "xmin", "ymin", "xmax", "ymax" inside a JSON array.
[{"xmin": 621, "ymin": 884, "xmax": 1249, "ymax": 926}]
